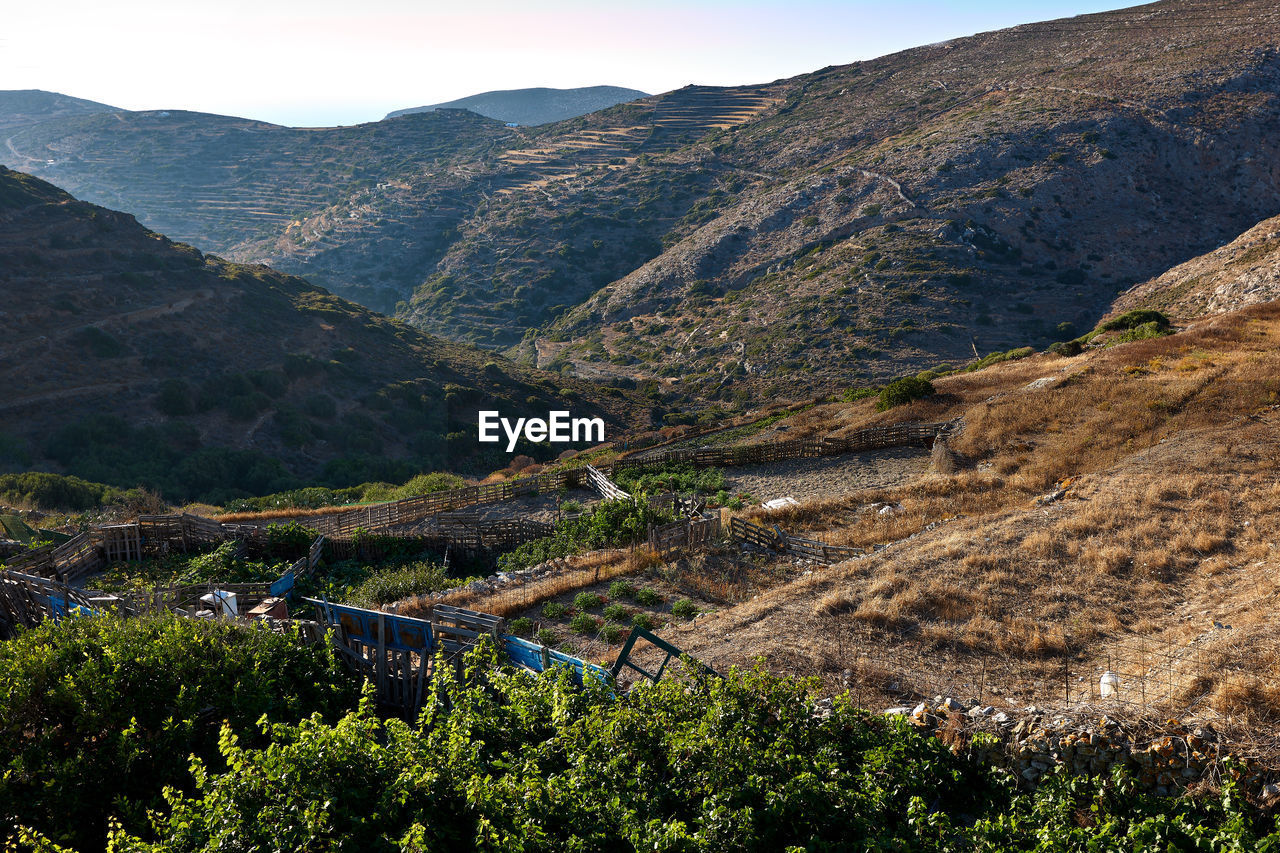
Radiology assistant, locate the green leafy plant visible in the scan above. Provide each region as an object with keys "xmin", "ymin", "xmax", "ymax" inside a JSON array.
[
  {"xmin": 631, "ymin": 612, "xmax": 661, "ymax": 631},
  {"xmin": 508, "ymin": 617, "xmax": 534, "ymax": 637},
  {"xmin": 541, "ymin": 601, "xmax": 568, "ymax": 619},
  {"xmin": 0, "ymin": 614, "xmax": 358, "ymax": 851},
  {"xmin": 570, "ymin": 612, "xmax": 599, "ymax": 635},
  {"xmin": 876, "ymin": 376, "xmax": 936, "ymax": 411},
  {"xmin": 608, "ymin": 580, "xmax": 636, "ymax": 600},
  {"xmin": 635, "ymin": 588, "xmax": 663, "ymax": 606},
  {"xmin": 671, "ymin": 598, "xmax": 700, "ymax": 619},
  {"xmin": 602, "ymin": 602, "xmax": 629, "ymax": 623},
  {"xmin": 573, "ymin": 592, "xmax": 603, "ymax": 611},
  {"xmin": 345, "ymin": 561, "xmax": 469, "ymax": 609}
]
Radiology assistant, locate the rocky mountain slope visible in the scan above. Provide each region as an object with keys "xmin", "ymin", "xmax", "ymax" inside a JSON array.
[
  {"xmin": 1113, "ymin": 213, "xmax": 1280, "ymax": 319},
  {"xmin": 0, "ymin": 167, "xmax": 637, "ymax": 503},
  {"xmin": 386, "ymin": 85, "xmax": 649, "ymax": 125},
  {"xmin": 4, "ymin": 1, "xmax": 1280, "ymax": 403}
]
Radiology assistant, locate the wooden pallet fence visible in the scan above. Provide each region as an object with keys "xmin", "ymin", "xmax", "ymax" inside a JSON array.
[
  {"xmin": 729, "ymin": 517, "xmax": 786, "ymax": 551},
  {"xmin": 0, "ymin": 569, "xmax": 99, "ymax": 629},
  {"xmin": 648, "ymin": 516, "xmax": 723, "ymax": 553},
  {"xmin": 99, "ymin": 524, "xmax": 143, "ymax": 562},
  {"xmin": 729, "ymin": 518, "xmax": 858, "ymax": 565},
  {"xmin": 584, "ymin": 464, "xmax": 631, "ymax": 501}
]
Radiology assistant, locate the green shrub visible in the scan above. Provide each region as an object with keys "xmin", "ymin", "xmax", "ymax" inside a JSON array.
[
  {"xmin": 508, "ymin": 617, "xmax": 534, "ymax": 637},
  {"xmin": 965, "ymin": 346, "xmax": 1036, "ymax": 373},
  {"xmin": 0, "ymin": 471, "xmax": 133, "ymax": 511},
  {"xmin": 671, "ymin": 598, "xmax": 700, "ymax": 619},
  {"xmin": 602, "ymin": 623, "xmax": 629, "ymax": 644},
  {"xmin": 1099, "ymin": 309, "xmax": 1170, "ymax": 333},
  {"xmin": 345, "ymin": 561, "xmax": 467, "ymax": 609},
  {"xmin": 602, "ymin": 603, "xmax": 630, "ymax": 623},
  {"xmin": 574, "ymin": 592, "xmax": 603, "ymax": 611},
  {"xmin": 497, "ymin": 499, "xmax": 678, "ymax": 572},
  {"xmin": 570, "ymin": 613, "xmax": 599, "ymax": 635},
  {"xmin": 631, "ymin": 612, "xmax": 660, "ymax": 631},
  {"xmin": 876, "ymin": 376, "xmax": 936, "ymax": 411},
  {"xmin": 0, "ymin": 614, "xmax": 358, "ymax": 851},
  {"xmin": 534, "ymin": 627, "xmax": 558, "ymax": 646},
  {"xmin": 1048, "ymin": 339, "xmax": 1084, "ymax": 357},
  {"xmin": 608, "ymin": 580, "xmax": 636, "ymax": 600},
  {"xmin": 635, "ymin": 588, "xmax": 663, "ymax": 606},
  {"xmin": 541, "ymin": 601, "xmax": 568, "ymax": 619},
  {"xmin": 46, "ymin": 640, "xmax": 1280, "ymax": 853},
  {"xmin": 613, "ymin": 463, "xmax": 725, "ymax": 496}
]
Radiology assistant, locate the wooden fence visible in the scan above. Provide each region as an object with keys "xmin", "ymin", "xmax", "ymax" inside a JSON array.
[
  {"xmin": 231, "ymin": 420, "xmax": 953, "ymax": 540},
  {"xmin": 728, "ymin": 517, "xmax": 862, "ymax": 565},
  {"xmin": 584, "ymin": 464, "xmax": 631, "ymax": 501},
  {"xmin": 648, "ymin": 516, "xmax": 723, "ymax": 553}
]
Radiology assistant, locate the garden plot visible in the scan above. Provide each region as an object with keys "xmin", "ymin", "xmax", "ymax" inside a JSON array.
[{"xmin": 494, "ymin": 546, "xmax": 802, "ymax": 665}]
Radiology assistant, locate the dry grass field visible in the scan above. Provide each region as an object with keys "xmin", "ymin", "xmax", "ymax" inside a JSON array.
[{"xmin": 643, "ymin": 303, "xmax": 1280, "ymax": 724}]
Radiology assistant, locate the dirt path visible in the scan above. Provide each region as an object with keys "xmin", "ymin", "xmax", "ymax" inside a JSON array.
[{"xmin": 726, "ymin": 447, "xmax": 930, "ymax": 503}]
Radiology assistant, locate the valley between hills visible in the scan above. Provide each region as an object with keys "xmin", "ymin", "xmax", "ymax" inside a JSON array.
[{"xmin": 5, "ymin": 0, "xmax": 1280, "ymax": 849}]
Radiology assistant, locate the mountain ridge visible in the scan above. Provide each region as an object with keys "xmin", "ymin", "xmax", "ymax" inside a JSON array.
[{"xmin": 385, "ymin": 85, "xmax": 649, "ymax": 125}]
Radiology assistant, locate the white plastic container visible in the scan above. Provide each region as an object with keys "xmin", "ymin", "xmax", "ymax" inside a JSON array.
[{"xmin": 1099, "ymin": 670, "xmax": 1120, "ymax": 698}]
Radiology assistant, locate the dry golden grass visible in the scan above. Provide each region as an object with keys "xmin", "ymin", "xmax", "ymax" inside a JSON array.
[
  {"xmin": 215, "ymin": 504, "xmax": 369, "ymax": 524},
  {"xmin": 656, "ymin": 302, "xmax": 1280, "ymax": 724},
  {"xmin": 403, "ymin": 548, "xmax": 659, "ymax": 620}
]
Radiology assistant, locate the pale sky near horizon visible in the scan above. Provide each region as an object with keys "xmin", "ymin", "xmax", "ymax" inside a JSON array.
[{"xmin": 3, "ymin": 0, "xmax": 1139, "ymax": 127}]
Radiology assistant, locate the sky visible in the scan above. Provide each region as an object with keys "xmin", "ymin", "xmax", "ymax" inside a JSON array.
[{"xmin": 3, "ymin": 0, "xmax": 1140, "ymax": 128}]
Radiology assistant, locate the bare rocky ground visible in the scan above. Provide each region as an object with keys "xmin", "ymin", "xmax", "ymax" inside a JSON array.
[
  {"xmin": 469, "ymin": 488, "xmax": 601, "ymax": 523},
  {"xmin": 725, "ymin": 447, "xmax": 931, "ymax": 504}
]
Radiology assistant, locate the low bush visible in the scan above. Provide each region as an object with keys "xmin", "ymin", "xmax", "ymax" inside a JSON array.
[
  {"xmin": 613, "ymin": 463, "xmax": 726, "ymax": 496},
  {"xmin": 635, "ymin": 588, "xmax": 663, "ymax": 606},
  {"xmin": 602, "ymin": 602, "xmax": 630, "ymax": 622},
  {"xmin": 574, "ymin": 592, "xmax": 603, "ymax": 611},
  {"xmin": 876, "ymin": 376, "xmax": 936, "ymax": 411},
  {"xmin": 508, "ymin": 617, "xmax": 534, "ymax": 637},
  {"xmin": 570, "ymin": 613, "xmax": 599, "ymax": 635},
  {"xmin": 602, "ymin": 623, "xmax": 629, "ymax": 644},
  {"xmin": 541, "ymin": 601, "xmax": 568, "ymax": 619},
  {"xmin": 497, "ymin": 498, "xmax": 677, "ymax": 572},
  {"xmin": 345, "ymin": 561, "xmax": 469, "ymax": 609},
  {"xmin": 631, "ymin": 612, "xmax": 661, "ymax": 630},
  {"xmin": 671, "ymin": 598, "xmax": 701, "ymax": 619},
  {"xmin": 608, "ymin": 580, "xmax": 637, "ymax": 600}
]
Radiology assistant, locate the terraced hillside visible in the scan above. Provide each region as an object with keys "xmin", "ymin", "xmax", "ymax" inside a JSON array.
[
  {"xmin": 0, "ymin": 166, "xmax": 638, "ymax": 503},
  {"xmin": 1, "ymin": 108, "xmax": 515, "ymax": 312},
  {"xmin": 527, "ymin": 0, "xmax": 1280, "ymax": 397},
  {"xmin": 0, "ymin": 89, "xmax": 115, "ymax": 137},
  {"xmin": 5, "ymin": 0, "xmax": 1280, "ymax": 401}
]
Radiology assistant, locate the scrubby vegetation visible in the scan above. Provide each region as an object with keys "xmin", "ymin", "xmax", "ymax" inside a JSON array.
[
  {"xmin": 344, "ymin": 560, "xmax": 474, "ymax": 609},
  {"xmin": 877, "ymin": 375, "xmax": 936, "ymax": 411},
  {"xmin": 612, "ymin": 463, "xmax": 726, "ymax": 496},
  {"xmin": 223, "ymin": 472, "xmax": 467, "ymax": 514},
  {"xmin": 497, "ymin": 498, "xmax": 677, "ymax": 572},
  {"xmin": 0, "ymin": 472, "xmax": 154, "ymax": 512},
  {"xmin": 12, "ymin": 641, "xmax": 1277, "ymax": 852},
  {"xmin": 0, "ymin": 614, "xmax": 359, "ymax": 851}
]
